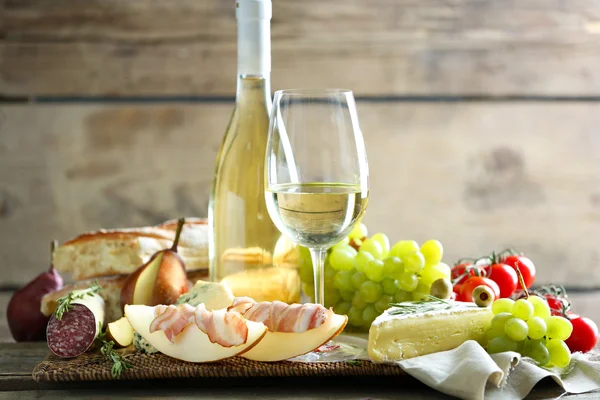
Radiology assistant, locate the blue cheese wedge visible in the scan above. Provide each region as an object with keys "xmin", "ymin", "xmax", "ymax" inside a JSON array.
[
  {"xmin": 133, "ymin": 332, "xmax": 158, "ymax": 354},
  {"xmin": 368, "ymin": 301, "xmax": 493, "ymax": 362},
  {"xmin": 176, "ymin": 280, "xmax": 234, "ymax": 310}
]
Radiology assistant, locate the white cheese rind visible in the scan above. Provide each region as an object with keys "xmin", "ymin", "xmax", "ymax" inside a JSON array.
[{"xmin": 368, "ymin": 301, "xmax": 493, "ymax": 362}]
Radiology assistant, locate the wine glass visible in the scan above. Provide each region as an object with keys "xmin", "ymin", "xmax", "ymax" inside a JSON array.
[{"xmin": 265, "ymin": 89, "xmax": 369, "ymax": 359}]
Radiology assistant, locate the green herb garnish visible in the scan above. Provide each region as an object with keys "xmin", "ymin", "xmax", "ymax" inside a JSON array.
[
  {"xmin": 97, "ymin": 331, "xmax": 132, "ymax": 379},
  {"xmin": 54, "ymin": 281, "xmax": 102, "ymax": 320},
  {"xmin": 388, "ymin": 295, "xmax": 454, "ymax": 316},
  {"xmin": 345, "ymin": 359, "xmax": 362, "ymax": 366}
]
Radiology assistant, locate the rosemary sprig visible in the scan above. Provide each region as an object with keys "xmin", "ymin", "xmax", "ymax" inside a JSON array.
[
  {"xmin": 97, "ymin": 331, "xmax": 132, "ymax": 379},
  {"xmin": 388, "ymin": 295, "xmax": 454, "ymax": 316},
  {"xmin": 54, "ymin": 281, "xmax": 102, "ymax": 320}
]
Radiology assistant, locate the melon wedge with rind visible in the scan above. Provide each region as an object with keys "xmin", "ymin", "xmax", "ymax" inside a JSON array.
[
  {"xmin": 241, "ymin": 313, "xmax": 348, "ymax": 362},
  {"xmin": 125, "ymin": 305, "xmax": 267, "ymax": 362}
]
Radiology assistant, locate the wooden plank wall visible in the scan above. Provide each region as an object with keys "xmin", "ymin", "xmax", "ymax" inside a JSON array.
[
  {"xmin": 1, "ymin": 0, "xmax": 600, "ymax": 300},
  {"xmin": 4, "ymin": 0, "xmax": 600, "ymax": 96}
]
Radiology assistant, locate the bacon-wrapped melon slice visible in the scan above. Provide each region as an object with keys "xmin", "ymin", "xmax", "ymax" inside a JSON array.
[
  {"xmin": 228, "ymin": 297, "xmax": 348, "ymax": 362},
  {"xmin": 125, "ymin": 304, "xmax": 267, "ymax": 362}
]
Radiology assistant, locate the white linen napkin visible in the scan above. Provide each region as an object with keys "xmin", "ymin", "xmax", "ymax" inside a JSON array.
[
  {"xmin": 395, "ymin": 340, "xmax": 600, "ymax": 400},
  {"xmin": 319, "ymin": 336, "xmax": 600, "ymax": 400}
]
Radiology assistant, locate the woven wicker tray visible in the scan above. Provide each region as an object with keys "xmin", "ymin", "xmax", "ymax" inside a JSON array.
[{"xmin": 32, "ymin": 348, "xmax": 405, "ymax": 383}]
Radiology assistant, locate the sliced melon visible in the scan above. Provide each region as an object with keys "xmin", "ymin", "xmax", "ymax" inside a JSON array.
[
  {"xmin": 241, "ymin": 313, "xmax": 348, "ymax": 362},
  {"xmin": 125, "ymin": 305, "xmax": 267, "ymax": 362}
]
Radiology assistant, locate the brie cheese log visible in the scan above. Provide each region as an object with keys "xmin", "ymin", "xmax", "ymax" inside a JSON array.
[{"xmin": 368, "ymin": 301, "xmax": 493, "ymax": 362}]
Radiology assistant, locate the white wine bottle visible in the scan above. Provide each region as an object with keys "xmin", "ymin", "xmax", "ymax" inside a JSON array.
[{"xmin": 209, "ymin": 0, "xmax": 300, "ymax": 303}]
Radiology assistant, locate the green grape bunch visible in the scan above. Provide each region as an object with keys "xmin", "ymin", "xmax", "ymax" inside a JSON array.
[
  {"xmin": 298, "ymin": 223, "xmax": 450, "ymax": 331},
  {"xmin": 486, "ymin": 296, "xmax": 574, "ymax": 368}
]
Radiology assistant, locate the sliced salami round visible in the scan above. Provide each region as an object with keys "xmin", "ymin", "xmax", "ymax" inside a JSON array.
[{"xmin": 47, "ymin": 304, "xmax": 98, "ymax": 358}]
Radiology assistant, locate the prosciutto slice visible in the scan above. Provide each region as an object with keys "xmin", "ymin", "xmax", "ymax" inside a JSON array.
[
  {"xmin": 229, "ymin": 297, "xmax": 332, "ymax": 333},
  {"xmin": 149, "ymin": 304, "xmax": 249, "ymax": 347}
]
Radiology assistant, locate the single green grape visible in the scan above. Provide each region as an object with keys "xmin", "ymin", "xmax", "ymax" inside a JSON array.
[
  {"xmin": 360, "ymin": 238, "xmax": 384, "ymax": 259},
  {"xmin": 396, "ymin": 271, "xmax": 419, "ymax": 292},
  {"xmin": 412, "ymin": 283, "xmax": 431, "ymax": 301},
  {"xmin": 362, "ymin": 304, "xmax": 380, "ymax": 326},
  {"xmin": 355, "ymin": 251, "xmax": 375, "ymax": 273},
  {"xmin": 528, "ymin": 296, "xmax": 551, "ymax": 319},
  {"xmin": 329, "ymin": 248, "xmax": 356, "ymax": 271},
  {"xmin": 389, "ymin": 240, "xmax": 419, "ymax": 259},
  {"xmin": 324, "ymin": 288, "xmax": 341, "ymax": 306},
  {"xmin": 488, "ymin": 312, "xmax": 513, "ymax": 339},
  {"xmin": 360, "ymin": 281, "xmax": 383, "ymax": 303},
  {"xmin": 340, "ymin": 290, "xmax": 354, "ymax": 301},
  {"xmin": 492, "ymin": 298, "xmax": 515, "ymax": 315},
  {"xmin": 371, "ymin": 233, "xmax": 391, "ymax": 258},
  {"xmin": 332, "ymin": 242, "xmax": 357, "ymax": 255},
  {"xmin": 403, "ymin": 251, "xmax": 426, "ymax": 273},
  {"xmin": 347, "ymin": 307, "xmax": 364, "ymax": 327},
  {"xmin": 298, "ymin": 246, "xmax": 314, "ymax": 283},
  {"xmin": 364, "ymin": 259, "xmax": 385, "ymax": 282},
  {"xmin": 382, "ymin": 256, "xmax": 404, "ymax": 277},
  {"xmin": 351, "ymin": 271, "xmax": 368, "ymax": 290},
  {"xmin": 512, "ymin": 299, "xmax": 534, "ymax": 321},
  {"xmin": 334, "ymin": 301, "xmax": 351, "ymax": 316},
  {"xmin": 527, "ymin": 316, "xmax": 547, "ymax": 340},
  {"xmin": 420, "ymin": 239, "xmax": 443, "ymax": 266},
  {"xmin": 545, "ymin": 316, "xmax": 573, "ymax": 340},
  {"xmin": 375, "ymin": 295, "xmax": 394, "ymax": 313},
  {"xmin": 302, "ymin": 282, "xmax": 315, "ymax": 301},
  {"xmin": 381, "ymin": 278, "xmax": 398, "ymax": 295},
  {"xmin": 523, "ymin": 339, "xmax": 550, "ymax": 366},
  {"xmin": 394, "ymin": 290, "xmax": 412, "ymax": 303},
  {"xmin": 333, "ymin": 270, "xmax": 354, "ymax": 291},
  {"xmin": 352, "ymin": 292, "xmax": 368, "ymax": 309},
  {"xmin": 348, "ymin": 222, "xmax": 368, "ymax": 240},
  {"xmin": 324, "ymin": 267, "xmax": 336, "ymax": 286},
  {"xmin": 487, "ymin": 336, "xmax": 518, "ymax": 354},
  {"xmin": 546, "ymin": 339, "xmax": 571, "ymax": 368},
  {"xmin": 419, "ymin": 263, "xmax": 450, "ymax": 286},
  {"xmin": 505, "ymin": 318, "xmax": 529, "ymax": 341}
]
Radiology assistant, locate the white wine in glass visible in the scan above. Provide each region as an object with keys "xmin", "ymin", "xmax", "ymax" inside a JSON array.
[{"xmin": 265, "ymin": 89, "xmax": 369, "ymax": 311}]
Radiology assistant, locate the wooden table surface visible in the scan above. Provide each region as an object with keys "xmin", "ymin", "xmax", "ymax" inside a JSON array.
[{"xmin": 0, "ymin": 343, "xmax": 597, "ymax": 400}]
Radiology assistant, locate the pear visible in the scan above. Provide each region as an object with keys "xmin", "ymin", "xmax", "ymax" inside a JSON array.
[
  {"xmin": 106, "ymin": 317, "xmax": 134, "ymax": 348},
  {"xmin": 7, "ymin": 241, "xmax": 64, "ymax": 342},
  {"xmin": 120, "ymin": 218, "xmax": 188, "ymax": 309}
]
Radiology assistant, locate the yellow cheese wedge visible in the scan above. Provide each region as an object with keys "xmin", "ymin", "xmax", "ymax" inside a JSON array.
[{"xmin": 368, "ymin": 301, "xmax": 493, "ymax": 362}]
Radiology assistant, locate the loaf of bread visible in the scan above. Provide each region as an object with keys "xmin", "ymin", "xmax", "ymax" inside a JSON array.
[
  {"xmin": 40, "ymin": 269, "xmax": 209, "ymax": 324},
  {"xmin": 53, "ymin": 218, "xmax": 209, "ymax": 281}
]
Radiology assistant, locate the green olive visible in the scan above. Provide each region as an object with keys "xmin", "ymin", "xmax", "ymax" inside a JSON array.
[
  {"xmin": 430, "ymin": 278, "xmax": 453, "ymax": 300},
  {"xmin": 473, "ymin": 285, "xmax": 495, "ymax": 307}
]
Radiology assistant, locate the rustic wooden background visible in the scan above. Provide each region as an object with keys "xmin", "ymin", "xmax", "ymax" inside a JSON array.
[{"xmin": 2, "ymin": 0, "xmax": 600, "ymax": 340}]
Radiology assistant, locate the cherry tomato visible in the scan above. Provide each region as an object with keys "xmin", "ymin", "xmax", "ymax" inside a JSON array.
[
  {"xmin": 565, "ymin": 317, "xmax": 599, "ymax": 353},
  {"xmin": 453, "ymin": 284, "xmax": 463, "ymax": 296},
  {"xmin": 451, "ymin": 263, "xmax": 485, "ymax": 285},
  {"xmin": 460, "ymin": 277, "xmax": 500, "ymax": 303},
  {"xmin": 502, "ymin": 255, "xmax": 536, "ymax": 289},
  {"xmin": 544, "ymin": 294, "xmax": 570, "ymax": 316},
  {"xmin": 484, "ymin": 263, "xmax": 518, "ymax": 298}
]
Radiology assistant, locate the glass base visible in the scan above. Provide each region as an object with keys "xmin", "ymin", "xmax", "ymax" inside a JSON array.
[{"xmin": 287, "ymin": 336, "xmax": 367, "ymax": 363}]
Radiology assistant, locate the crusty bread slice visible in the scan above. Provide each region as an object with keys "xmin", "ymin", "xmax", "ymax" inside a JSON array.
[
  {"xmin": 41, "ymin": 269, "xmax": 209, "ymax": 324},
  {"xmin": 53, "ymin": 218, "xmax": 209, "ymax": 281}
]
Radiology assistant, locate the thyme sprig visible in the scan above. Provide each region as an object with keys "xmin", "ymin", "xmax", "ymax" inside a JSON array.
[
  {"xmin": 54, "ymin": 281, "xmax": 102, "ymax": 320},
  {"xmin": 97, "ymin": 331, "xmax": 132, "ymax": 379},
  {"xmin": 388, "ymin": 295, "xmax": 454, "ymax": 316}
]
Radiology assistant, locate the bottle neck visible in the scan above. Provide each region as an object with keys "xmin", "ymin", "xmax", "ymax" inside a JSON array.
[
  {"xmin": 236, "ymin": 0, "xmax": 271, "ymax": 78},
  {"xmin": 236, "ymin": 74, "xmax": 271, "ymax": 106}
]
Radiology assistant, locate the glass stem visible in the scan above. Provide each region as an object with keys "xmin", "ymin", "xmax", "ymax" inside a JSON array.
[{"xmin": 309, "ymin": 248, "xmax": 326, "ymax": 305}]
